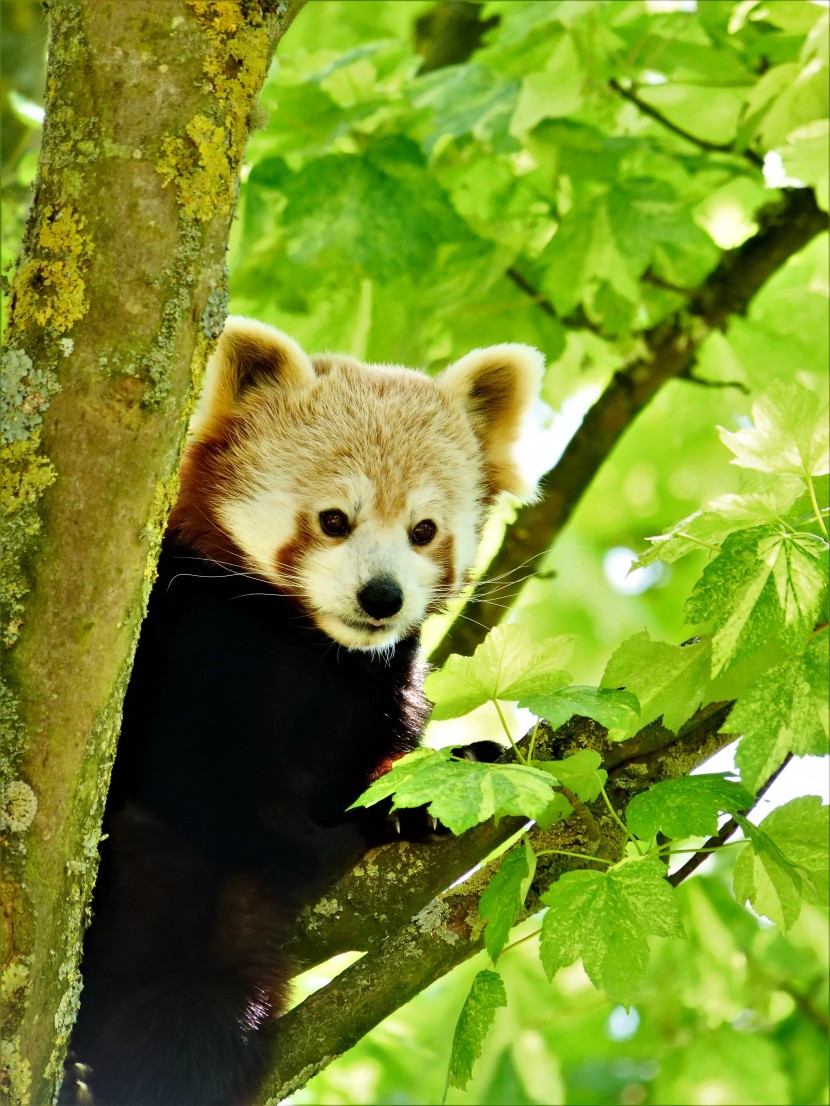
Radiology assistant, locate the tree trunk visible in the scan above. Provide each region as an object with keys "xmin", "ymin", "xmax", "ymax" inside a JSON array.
[{"xmin": 0, "ymin": 2, "xmax": 306, "ymax": 1101}]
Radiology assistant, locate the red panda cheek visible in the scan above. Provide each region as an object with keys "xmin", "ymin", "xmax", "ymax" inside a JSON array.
[
  {"xmin": 273, "ymin": 511, "xmax": 318, "ymax": 580},
  {"xmin": 426, "ymin": 533, "xmax": 456, "ymax": 596}
]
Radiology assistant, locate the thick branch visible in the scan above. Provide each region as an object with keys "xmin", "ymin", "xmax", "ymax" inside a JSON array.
[
  {"xmin": 289, "ymin": 700, "xmax": 732, "ymax": 966},
  {"xmin": 431, "ymin": 188, "xmax": 828, "ymax": 664},
  {"xmin": 267, "ymin": 701, "xmax": 736, "ymax": 1099}
]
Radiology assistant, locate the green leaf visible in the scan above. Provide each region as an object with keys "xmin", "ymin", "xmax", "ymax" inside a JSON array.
[
  {"xmin": 510, "ymin": 32, "xmax": 584, "ymax": 132},
  {"xmin": 626, "ymin": 774, "xmax": 754, "ymax": 840},
  {"xmin": 765, "ymin": 530, "xmax": 828, "ymax": 637},
  {"xmin": 519, "ymin": 685, "xmax": 640, "ymax": 732},
  {"xmin": 255, "ymin": 81, "xmax": 346, "ymax": 156},
  {"xmin": 538, "ymin": 196, "xmax": 638, "ymax": 317},
  {"xmin": 348, "ymin": 747, "xmax": 569, "ymax": 835},
  {"xmin": 446, "ymin": 969, "xmax": 507, "ymax": 1091},
  {"xmin": 534, "ymin": 749, "xmax": 608, "ymax": 804},
  {"xmin": 684, "ymin": 526, "xmax": 777, "ymax": 674},
  {"xmin": 600, "ymin": 632, "xmax": 711, "ymax": 739},
  {"xmin": 779, "ymin": 119, "xmax": 830, "ymax": 211},
  {"xmin": 540, "ymin": 857, "xmax": 685, "ymax": 1005},
  {"xmin": 733, "ymin": 797, "xmax": 829, "ymax": 931},
  {"xmin": 276, "ymin": 136, "xmax": 476, "ymax": 283},
  {"xmin": 685, "ymin": 526, "xmax": 827, "ymax": 675},
  {"xmin": 540, "ymin": 176, "xmax": 719, "ymax": 323},
  {"xmin": 719, "ymin": 382, "xmax": 830, "ymax": 480},
  {"xmin": 752, "ymin": 796, "xmax": 829, "ymax": 904},
  {"xmin": 479, "ymin": 838, "xmax": 537, "ymax": 962},
  {"xmin": 410, "ymin": 63, "xmax": 519, "ymax": 149},
  {"xmin": 783, "ymin": 473, "xmax": 829, "ymax": 531},
  {"xmin": 732, "ymin": 633, "xmax": 829, "ymax": 792},
  {"xmin": 633, "ymin": 480, "xmax": 807, "ymax": 568},
  {"xmin": 425, "ymin": 624, "xmax": 573, "ymax": 722},
  {"xmin": 750, "ymin": 22, "xmax": 829, "ymax": 151}
]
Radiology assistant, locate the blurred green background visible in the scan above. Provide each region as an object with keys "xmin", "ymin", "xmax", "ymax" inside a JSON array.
[{"xmin": 4, "ymin": 1, "xmax": 827, "ymax": 1102}]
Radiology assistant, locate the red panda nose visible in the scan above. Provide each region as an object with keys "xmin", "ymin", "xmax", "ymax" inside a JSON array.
[{"xmin": 358, "ymin": 577, "xmax": 404, "ymax": 620}]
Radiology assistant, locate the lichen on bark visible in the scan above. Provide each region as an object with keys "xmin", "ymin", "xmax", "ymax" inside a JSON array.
[{"xmin": 157, "ymin": 0, "xmax": 271, "ymax": 221}]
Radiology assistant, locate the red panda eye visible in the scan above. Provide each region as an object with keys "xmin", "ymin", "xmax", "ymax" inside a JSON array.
[
  {"xmin": 411, "ymin": 519, "xmax": 437, "ymax": 546},
  {"xmin": 320, "ymin": 510, "xmax": 350, "ymax": 537}
]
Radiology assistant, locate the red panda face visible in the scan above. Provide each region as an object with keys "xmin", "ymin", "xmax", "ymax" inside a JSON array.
[{"xmin": 169, "ymin": 319, "xmax": 543, "ymax": 652}]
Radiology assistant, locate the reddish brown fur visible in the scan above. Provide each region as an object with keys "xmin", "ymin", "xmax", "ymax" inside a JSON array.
[
  {"xmin": 273, "ymin": 511, "xmax": 319, "ymax": 582},
  {"xmin": 424, "ymin": 533, "xmax": 456, "ymax": 615},
  {"xmin": 168, "ymin": 434, "xmax": 249, "ymax": 570}
]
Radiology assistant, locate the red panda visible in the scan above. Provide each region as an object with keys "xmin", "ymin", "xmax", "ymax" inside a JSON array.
[{"xmin": 61, "ymin": 318, "xmax": 543, "ymax": 1106}]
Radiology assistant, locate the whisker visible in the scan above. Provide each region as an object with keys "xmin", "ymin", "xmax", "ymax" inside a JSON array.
[
  {"xmin": 472, "ymin": 550, "xmax": 552, "ymax": 586},
  {"xmin": 229, "ymin": 591, "xmax": 307, "ymax": 601},
  {"xmin": 442, "ymin": 611, "xmax": 497, "ymax": 635},
  {"xmin": 470, "ymin": 573, "xmax": 538, "ymax": 596}
]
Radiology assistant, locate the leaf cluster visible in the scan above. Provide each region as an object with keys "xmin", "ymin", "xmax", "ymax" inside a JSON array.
[{"xmin": 230, "ymin": 0, "xmax": 829, "ymax": 374}]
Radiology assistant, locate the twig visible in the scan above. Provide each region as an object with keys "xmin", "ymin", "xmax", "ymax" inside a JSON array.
[
  {"xmin": 680, "ymin": 367, "xmax": 750, "ymax": 394},
  {"xmin": 505, "ymin": 266, "xmax": 602, "ymax": 335},
  {"xmin": 668, "ymin": 755, "xmax": 793, "ymax": 887},
  {"xmin": 559, "ymin": 786, "xmax": 600, "ymax": 840},
  {"xmin": 641, "ymin": 269, "xmax": 693, "ymax": 295},
  {"xmin": 609, "ymin": 78, "xmax": 764, "ymax": 168}
]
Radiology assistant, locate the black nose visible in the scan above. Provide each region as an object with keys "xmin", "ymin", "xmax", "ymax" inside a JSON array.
[{"xmin": 358, "ymin": 577, "xmax": 403, "ymax": 620}]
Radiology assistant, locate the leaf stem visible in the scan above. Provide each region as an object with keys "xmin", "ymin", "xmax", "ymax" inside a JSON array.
[
  {"xmin": 675, "ymin": 530, "xmax": 722, "ymax": 553},
  {"xmin": 806, "ymin": 473, "xmax": 828, "ymax": 537},
  {"xmin": 535, "ymin": 848, "xmax": 613, "ymax": 866},
  {"xmin": 527, "ymin": 720, "xmax": 540, "ymax": 762},
  {"xmin": 599, "ymin": 783, "xmax": 635, "ymax": 848},
  {"xmin": 493, "ymin": 699, "xmax": 527, "ymax": 764},
  {"xmin": 500, "ymin": 927, "xmax": 543, "ymax": 956}
]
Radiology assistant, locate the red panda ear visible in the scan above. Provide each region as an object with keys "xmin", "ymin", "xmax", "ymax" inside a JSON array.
[
  {"xmin": 437, "ymin": 343, "xmax": 544, "ymax": 500},
  {"xmin": 190, "ymin": 316, "xmax": 315, "ymax": 439}
]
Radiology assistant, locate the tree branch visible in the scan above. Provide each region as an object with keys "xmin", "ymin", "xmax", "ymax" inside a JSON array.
[
  {"xmin": 265, "ymin": 700, "xmax": 737, "ymax": 1100},
  {"xmin": 505, "ymin": 266, "xmax": 603, "ymax": 335},
  {"xmin": 608, "ymin": 77, "xmax": 764, "ymax": 168},
  {"xmin": 431, "ymin": 188, "xmax": 828, "ymax": 665},
  {"xmin": 287, "ymin": 700, "xmax": 733, "ymax": 967}
]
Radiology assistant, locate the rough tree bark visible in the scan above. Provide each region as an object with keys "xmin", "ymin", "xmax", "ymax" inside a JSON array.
[{"xmin": 1, "ymin": 2, "xmax": 306, "ymax": 1102}]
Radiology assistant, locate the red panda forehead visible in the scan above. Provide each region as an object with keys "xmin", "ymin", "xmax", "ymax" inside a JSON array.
[{"xmin": 245, "ymin": 358, "xmax": 483, "ymax": 483}]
